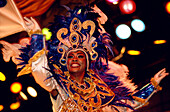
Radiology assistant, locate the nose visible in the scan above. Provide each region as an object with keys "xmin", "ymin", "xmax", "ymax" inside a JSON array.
[{"xmin": 72, "ymin": 56, "xmax": 78, "ymax": 62}]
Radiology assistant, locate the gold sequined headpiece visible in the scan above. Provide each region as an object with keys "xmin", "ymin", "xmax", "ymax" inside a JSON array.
[{"xmin": 56, "ymin": 16, "xmax": 98, "ymax": 67}]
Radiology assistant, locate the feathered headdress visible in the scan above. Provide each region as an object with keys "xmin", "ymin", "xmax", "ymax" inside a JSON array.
[{"xmin": 47, "ymin": 5, "xmax": 113, "ymax": 73}]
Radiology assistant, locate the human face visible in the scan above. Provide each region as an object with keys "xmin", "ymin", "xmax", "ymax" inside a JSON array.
[{"xmin": 67, "ymin": 50, "xmax": 87, "ymax": 74}]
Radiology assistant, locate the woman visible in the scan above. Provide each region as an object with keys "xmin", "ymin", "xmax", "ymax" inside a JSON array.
[{"xmin": 0, "ymin": 5, "xmax": 168, "ymax": 112}]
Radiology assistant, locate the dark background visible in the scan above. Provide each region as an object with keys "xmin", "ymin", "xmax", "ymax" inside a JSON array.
[{"xmin": 0, "ymin": 0, "xmax": 170, "ymax": 112}]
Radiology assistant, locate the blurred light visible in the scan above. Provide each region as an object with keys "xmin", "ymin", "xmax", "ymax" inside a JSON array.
[
  {"xmin": 0, "ymin": 105, "xmax": 4, "ymax": 111},
  {"xmin": 121, "ymin": 46, "xmax": 126, "ymax": 53},
  {"xmin": 27, "ymin": 86, "xmax": 37, "ymax": 97},
  {"xmin": 107, "ymin": 0, "xmax": 119, "ymax": 4},
  {"xmin": 165, "ymin": 2, "xmax": 170, "ymax": 14},
  {"xmin": 127, "ymin": 50, "xmax": 141, "ymax": 55},
  {"xmin": 116, "ymin": 24, "xmax": 131, "ymax": 39},
  {"xmin": 77, "ymin": 9, "xmax": 81, "ymax": 14},
  {"xmin": 10, "ymin": 82, "xmax": 22, "ymax": 94},
  {"xmin": 119, "ymin": 0, "xmax": 136, "ymax": 14},
  {"xmin": 131, "ymin": 19, "xmax": 145, "ymax": 32},
  {"xmin": 153, "ymin": 40, "xmax": 167, "ymax": 44},
  {"xmin": 10, "ymin": 102, "xmax": 20, "ymax": 110},
  {"xmin": 19, "ymin": 91, "xmax": 28, "ymax": 100},
  {"xmin": 42, "ymin": 28, "xmax": 52, "ymax": 41},
  {"xmin": 0, "ymin": 72, "xmax": 6, "ymax": 81}
]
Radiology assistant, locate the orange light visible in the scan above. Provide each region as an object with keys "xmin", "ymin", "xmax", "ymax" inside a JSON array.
[
  {"xmin": 10, "ymin": 82, "xmax": 22, "ymax": 94},
  {"xmin": 127, "ymin": 50, "xmax": 141, "ymax": 55},
  {"xmin": 0, "ymin": 105, "xmax": 4, "ymax": 111},
  {"xmin": 153, "ymin": 40, "xmax": 166, "ymax": 44},
  {"xmin": 166, "ymin": 2, "xmax": 170, "ymax": 14},
  {"xmin": 10, "ymin": 102, "xmax": 20, "ymax": 110}
]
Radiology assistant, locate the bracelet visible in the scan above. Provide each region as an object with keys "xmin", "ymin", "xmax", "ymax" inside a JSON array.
[
  {"xmin": 150, "ymin": 78, "xmax": 162, "ymax": 91},
  {"xmin": 28, "ymin": 30, "xmax": 42, "ymax": 36}
]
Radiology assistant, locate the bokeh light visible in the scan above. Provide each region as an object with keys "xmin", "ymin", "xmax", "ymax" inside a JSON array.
[
  {"xmin": 19, "ymin": 91, "xmax": 28, "ymax": 100},
  {"xmin": 0, "ymin": 72, "xmax": 6, "ymax": 81},
  {"xmin": 10, "ymin": 82, "xmax": 22, "ymax": 94},
  {"xmin": 127, "ymin": 50, "xmax": 141, "ymax": 55},
  {"xmin": 131, "ymin": 19, "xmax": 145, "ymax": 32},
  {"xmin": 107, "ymin": 0, "xmax": 119, "ymax": 4},
  {"xmin": 27, "ymin": 86, "xmax": 37, "ymax": 97},
  {"xmin": 165, "ymin": 1, "xmax": 170, "ymax": 14},
  {"xmin": 0, "ymin": 105, "xmax": 4, "ymax": 111},
  {"xmin": 42, "ymin": 28, "xmax": 52, "ymax": 41},
  {"xmin": 10, "ymin": 102, "xmax": 20, "ymax": 110},
  {"xmin": 153, "ymin": 40, "xmax": 167, "ymax": 44},
  {"xmin": 119, "ymin": 0, "xmax": 136, "ymax": 14},
  {"xmin": 116, "ymin": 24, "xmax": 131, "ymax": 39},
  {"xmin": 77, "ymin": 9, "xmax": 82, "ymax": 14}
]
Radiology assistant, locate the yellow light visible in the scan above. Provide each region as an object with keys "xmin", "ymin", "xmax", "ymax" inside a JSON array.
[
  {"xmin": 19, "ymin": 91, "xmax": 28, "ymax": 100},
  {"xmin": 10, "ymin": 82, "xmax": 22, "ymax": 94},
  {"xmin": 0, "ymin": 105, "xmax": 4, "ymax": 111},
  {"xmin": 166, "ymin": 2, "xmax": 170, "ymax": 14},
  {"xmin": 120, "ymin": 46, "xmax": 126, "ymax": 54},
  {"xmin": 27, "ymin": 86, "xmax": 37, "ymax": 97},
  {"xmin": 77, "ymin": 9, "xmax": 81, "ymax": 14},
  {"xmin": 127, "ymin": 50, "xmax": 141, "ymax": 55},
  {"xmin": 10, "ymin": 102, "xmax": 20, "ymax": 110},
  {"xmin": 153, "ymin": 40, "xmax": 166, "ymax": 44},
  {"xmin": 42, "ymin": 28, "xmax": 52, "ymax": 41},
  {"xmin": 0, "ymin": 72, "xmax": 6, "ymax": 81},
  {"xmin": 113, "ymin": 1, "xmax": 118, "ymax": 5}
]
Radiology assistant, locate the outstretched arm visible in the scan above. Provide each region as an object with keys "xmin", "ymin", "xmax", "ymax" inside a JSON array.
[{"xmin": 132, "ymin": 68, "xmax": 169, "ymax": 110}]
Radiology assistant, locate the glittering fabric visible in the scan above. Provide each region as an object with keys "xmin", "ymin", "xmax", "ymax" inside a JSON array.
[{"xmin": 133, "ymin": 83, "xmax": 155, "ymax": 99}]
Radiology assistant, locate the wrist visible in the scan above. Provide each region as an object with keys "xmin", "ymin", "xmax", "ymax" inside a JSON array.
[
  {"xmin": 150, "ymin": 78, "xmax": 162, "ymax": 91},
  {"xmin": 28, "ymin": 29, "xmax": 42, "ymax": 37}
]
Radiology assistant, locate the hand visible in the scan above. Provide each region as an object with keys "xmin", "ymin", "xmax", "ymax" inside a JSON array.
[
  {"xmin": 24, "ymin": 17, "xmax": 41, "ymax": 33},
  {"xmin": 153, "ymin": 68, "xmax": 169, "ymax": 84}
]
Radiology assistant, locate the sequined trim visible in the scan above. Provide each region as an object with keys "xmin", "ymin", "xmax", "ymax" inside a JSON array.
[
  {"xmin": 60, "ymin": 70, "xmax": 115, "ymax": 112},
  {"xmin": 57, "ymin": 97, "xmax": 81, "ymax": 112},
  {"xmin": 17, "ymin": 48, "xmax": 46, "ymax": 77},
  {"xmin": 150, "ymin": 78, "xmax": 162, "ymax": 91}
]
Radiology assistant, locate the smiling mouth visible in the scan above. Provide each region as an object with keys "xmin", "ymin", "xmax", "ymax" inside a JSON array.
[{"xmin": 71, "ymin": 63, "xmax": 80, "ymax": 67}]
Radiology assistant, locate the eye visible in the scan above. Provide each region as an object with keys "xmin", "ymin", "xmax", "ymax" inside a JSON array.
[
  {"xmin": 78, "ymin": 55, "xmax": 84, "ymax": 58},
  {"xmin": 68, "ymin": 55, "xmax": 73, "ymax": 58}
]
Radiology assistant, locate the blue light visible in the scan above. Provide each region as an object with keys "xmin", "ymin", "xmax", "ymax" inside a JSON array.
[
  {"xmin": 115, "ymin": 24, "xmax": 131, "ymax": 39},
  {"xmin": 131, "ymin": 19, "xmax": 145, "ymax": 32}
]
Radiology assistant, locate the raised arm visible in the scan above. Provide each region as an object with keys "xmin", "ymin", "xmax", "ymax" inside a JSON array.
[{"xmin": 132, "ymin": 68, "xmax": 169, "ymax": 110}]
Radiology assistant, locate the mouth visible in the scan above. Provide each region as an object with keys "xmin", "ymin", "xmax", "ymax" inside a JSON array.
[{"xmin": 71, "ymin": 63, "xmax": 80, "ymax": 67}]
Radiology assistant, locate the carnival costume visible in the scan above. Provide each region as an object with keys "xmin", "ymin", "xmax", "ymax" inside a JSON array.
[{"xmin": 0, "ymin": 2, "xmax": 166, "ymax": 112}]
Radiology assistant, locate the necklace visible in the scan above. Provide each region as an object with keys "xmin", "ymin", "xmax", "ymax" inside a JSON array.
[
  {"xmin": 69, "ymin": 76, "xmax": 96, "ymax": 96},
  {"xmin": 61, "ymin": 70, "xmax": 115, "ymax": 112}
]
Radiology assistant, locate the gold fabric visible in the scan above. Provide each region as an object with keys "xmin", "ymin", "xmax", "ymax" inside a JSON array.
[{"xmin": 17, "ymin": 48, "xmax": 46, "ymax": 77}]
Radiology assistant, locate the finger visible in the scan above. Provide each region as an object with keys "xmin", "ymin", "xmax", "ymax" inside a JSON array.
[
  {"xmin": 158, "ymin": 71, "xmax": 166, "ymax": 77},
  {"xmin": 30, "ymin": 17, "xmax": 36, "ymax": 23},
  {"xmin": 23, "ymin": 17, "xmax": 29, "ymax": 21},
  {"xmin": 159, "ymin": 73, "xmax": 169, "ymax": 80},
  {"xmin": 157, "ymin": 68, "xmax": 166, "ymax": 76},
  {"xmin": 159, "ymin": 68, "xmax": 166, "ymax": 73},
  {"xmin": 24, "ymin": 17, "xmax": 32, "ymax": 23}
]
